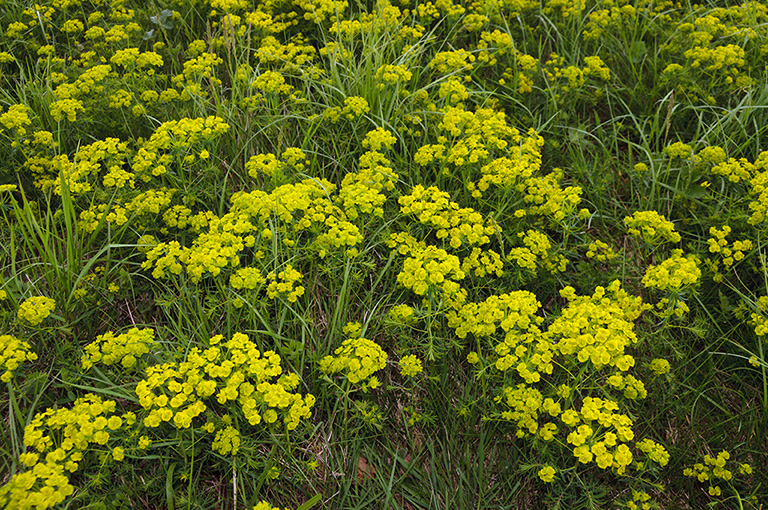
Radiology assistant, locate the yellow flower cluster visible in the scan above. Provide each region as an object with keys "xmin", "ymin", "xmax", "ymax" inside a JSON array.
[
  {"xmin": 295, "ymin": 0, "xmax": 348, "ymax": 23},
  {"xmin": 361, "ymin": 128, "xmax": 397, "ymax": 152},
  {"xmin": 498, "ymin": 383, "xmax": 547, "ymax": 435},
  {"xmin": 551, "ymin": 282, "xmax": 648, "ymax": 371},
  {"xmin": 637, "ymin": 438, "xmax": 670, "ymax": 467},
  {"xmin": 745, "ymin": 152, "xmax": 768, "ymax": 224},
  {"xmin": 338, "ymin": 132, "xmax": 398, "ymax": 219},
  {"xmin": 389, "ymin": 304, "xmax": 415, "ymax": 324},
  {"xmin": 398, "ymin": 185, "xmax": 498, "ymax": 249},
  {"xmin": 702, "ymin": 145, "xmax": 755, "ymax": 183},
  {"xmin": 429, "ymin": 49, "xmax": 476, "ymax": 73},
  {"xmin": 477, "ymin": 30, "xmax": 517, "ymax": 65},
  {"xmin": 642, "ymin": 250, "xmax": 701, "ymax": 292},
  {"xmin": 110, "ymin": 48, "xmax": 164, "ymax": 70},
  {"xmin": 80, "ymin": 188, "xmax": 176, "ymax": 233},
  {"xmin": 449, "ymin": 290, "xmax": 542, "ymax": 340},
  {"xmin": 320, "ymin": 336, "xmax": 388, "ymax": 386},
  {"xmin": 141, "ymin": 171, "xmax": 366, "ymax": 281},
  {"xmin": 375, "ymin": 64, "xmax": 412, "ymax": 89},
  {"xmin": 563, "ymin": 397, "xmax": 637, "ymax": 473},
  {"xmin": 416, "ymin": 107, "xmax": 519, "ymax": 169},
  {"xmin": 1, "ymin": 395, "xmax": 132, "ymax": 510},
  {"xmin": 656, "ymin": 295, "xmax": 691, "ymax": 318},
  {"xmin": 230, "ymin": 267, "xmax": 266, "ymax": 290},
  {"xmin": 253, "ymin": 501, "xmax": 294, "ymax": 510},
  {"xmin": 173, "ymin": 51, "xmax": 224, "ymax": 96},
  {"xmin": 252, "ymin": 70, "xmax": 294, "ymax": 95},
  {"xmin": 398, "ymin": 354, "xmax": 423, "ymax": 377},
  {"xmin": 257, "ymin": 36, "xmax": 316, "ymax": 70},
  {"xmin": 542, "ymin": 0, "xmax": 586, "ymax": 19},
  {"xmin": 624, "ymin": 210, "xmax": 681, "ymax": 245},
  {"xmin": 685, "ymin": 44, "xmax": 744, "ymax": 72},
  {"xmin": 212, "ymin": 425, "xmax": 241, "ymax": 455},
  {"xmin": 81, "ymin": 327, "xmax": 156, "ymax": 370},
  {"xmin": 36, "ymin": 137, "xmax": 129, "ymax": 195},
  {"xmin": 625, "ymin": 489, "xmax": 655, "ymax": 510},
  {"xmin": 131, "ymin": 116, "xmax": 229, "ymax": 182},
  {"xmin": 538, "ymin": 465, "xmax": 556, "ymax": 482},
  {"xmin": 0, "ymin": 104, "xmax": 32, "ymax": 140},
  {"xmin": 315, "ymin": 219, "xmax": 364, "ymax": 258},
  {"xmin": 67, "ymin": 115, "xmax": 228, "ymax": 232},
  {"xmin": 0, "ymin": 335, "xmax": 38, "ymax": 383},
  {"xmin": 475, "ymin": 30, "xmax": 539, "ymax": 92},
  {"xmin": 17, "ymin": 296, "xmax": 56, "ymax": 326},
  {"xmin": 705, "ymin": 226, "xmax": 752, "ymax": 280},
  {"xmin": 544, "ymin": 53, "xmax": 610, "ymax": 98},
  {"xmin": 50, "ymin": 98, "xmax": 85, "ymax": 122},
  {"xmin": 606, "ymin": 373, "xmax": 647, "ymax": 400},
  {"xmin": 508, "ymin": 229, "xmax": 567, "ymax": 274},
  {"xmin": 517, "ymin": 169, "xmax": 584, "ymax": 224},
  {"xmin": 467, "ymin": 130, "xmax": 544, "ymax": 198},
  {"xmin": 649, "ymin": 358, "xmax": 671, "ymax": 376},
  {"xmin": 664, "ymin": 141, "xmax": 694, "ymax": 159},
  {"xmin": 657, "ymin": 5, "xmax": 761, "ymax": 100},
  {"xmin": 748, "ymin": 296, "xmax": 768, "ymax": 336},
  {"xmin": 454, "ymin": 291, "xmax": 552, "ymax": 383},
  {"xmin": 683, "ymin": 450, "xmax": 752, "ymax": 497},
  {"xmin": 267, "ymin": 265, "xmax": 305, "ymax": 303},
  {"xmin": 460, "ymin": 247, "xmax": 504, "ymax": 278},
  {"xmin": 586, "ymin": 239, "xmax": 616, "ymax": 261},
  {"xmin": 322, "ymin": 96, "xmax": 370, "ymax": 123},
  {"xmin": 390, "ymin": 239, "xmax": 467, "ymax": 307},
  {"xmin": 136, "ymin": 333, "xmax": 314, "ymax": 430},
  {"xmin": 584, "ymin": 4, "xmax": 638, "ymax": 41}
]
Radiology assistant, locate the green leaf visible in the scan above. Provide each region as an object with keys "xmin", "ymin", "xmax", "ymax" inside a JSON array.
[
  {"xmin": 296, "ymin": 495, "xmax": 323, "ymax": 510},
  {"xmin": 629, "ymin": 40, "xmax": 647, "ymax": 64},
  {"xmin": 165, "ymin": 463, "xmax": 176, "ymax": 510}
]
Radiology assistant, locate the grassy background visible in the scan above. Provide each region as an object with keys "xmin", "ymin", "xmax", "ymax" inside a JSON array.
[{"xmin": 1, "ymin": 0, "xmax": 768, "ymax": 508}]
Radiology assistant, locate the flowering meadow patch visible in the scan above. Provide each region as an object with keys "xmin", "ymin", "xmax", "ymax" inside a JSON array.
[{"xmin": 1, "ymin": 0, "xmax": 767, "ymax": 507}]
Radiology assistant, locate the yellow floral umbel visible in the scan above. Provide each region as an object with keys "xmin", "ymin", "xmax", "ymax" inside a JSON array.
[
  {"xmin": 748, "ymin": 295, "xmax": 768, "ymax": 337},
  {"xmin": 538, "ymin": 465, "xmax": 556, "ymax": 482},
  {"xmin": 212, "ymin": 425, "xmax": 241, "ymax": 455},
  {"xmin": 624, "ymin": 211, "xmax": 681, "ymax": 245},
  {"xmin": 398, "ymin": 355, "xmax": 423, "ymax": 377},
  {"xmin": 642, "ymin": 250, "xmax": 701, "ymax": 292},
  {"xmin": 81, "ymin": 328, "xmax": 156, "ymax": 370},
  {"xmin": 266, "ymin": 265, "xmax": 305, "ymax": 303},
  {"xmin": 319, "ymin": 336, "xmax": 388, "ymax": 389},
  {"xmin": 17, "ymin": 296, "xmax": 56, "ymax": 326},
  {"xmin": 389, "ymin": 304, "xmax": 415, "ymax": 324},
  {"xmin": 1, "ymin": 335, "xmax": 38, "ymax": 383},
  {"xmin": 705, "ymin": 226, "xmax": 752, "ymax": 281},
  {"xmin": 136, "ymin": 333, "xmax": 314, "ymax": 430},
  {"xmin": 1, "ymin": 395, "xmax": 132, "ymax": 509},
  {"xmin": 683, "ymin": 450, "xmax": 752, "ymax": 499}
]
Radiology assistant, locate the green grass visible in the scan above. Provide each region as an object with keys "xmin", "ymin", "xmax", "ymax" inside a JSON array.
[{"xmin": 1, "ymin": 0, "xmax": 768, "ymax": 508}]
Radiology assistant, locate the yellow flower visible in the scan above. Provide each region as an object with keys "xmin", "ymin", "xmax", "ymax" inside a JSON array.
[
  {"xmin": 649, "ymin": 358, "xmax": 670, "ymax": 375},
  {"xmin": 1, "ymin": 335, "xmax": 38, "ymax": 382},
  {"xmin": 538, "ymin": 465, "xmax": 556, "ymax": 482},
  {"xmin": 320, "ymin": 337, "xmax": 387, "ymax": 385},
  {"xmin": 399, "ymin": 355, "xmax": 423, "ymax": 377},
  {"xmin": 17, "ymin": 296, "xmax": 56, "ymax": 326},
  {"xmin": 642, "ymin": 250, "xmax": 701, "ymax": 291},
  {"xmin": 111, "ymin": 447, "xmax": 125, "ymax": 461}
]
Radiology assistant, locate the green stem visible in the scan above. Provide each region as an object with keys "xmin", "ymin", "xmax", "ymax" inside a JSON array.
[
  {"xmin": 188, "ymin": 429, "xmax": 194, "ymax": 510},
  {"xmin": 7, "ymin": 381, "xmax": 20, "ymax": 475},
  {"xmin": 759, "ymin": 337, "xmax": 767, "ymax": 413}
]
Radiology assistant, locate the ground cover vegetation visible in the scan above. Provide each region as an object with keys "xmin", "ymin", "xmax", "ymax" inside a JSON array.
[{"xmin": 0, "ymin": 0, "xmax": 767, "ymax": 507}]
